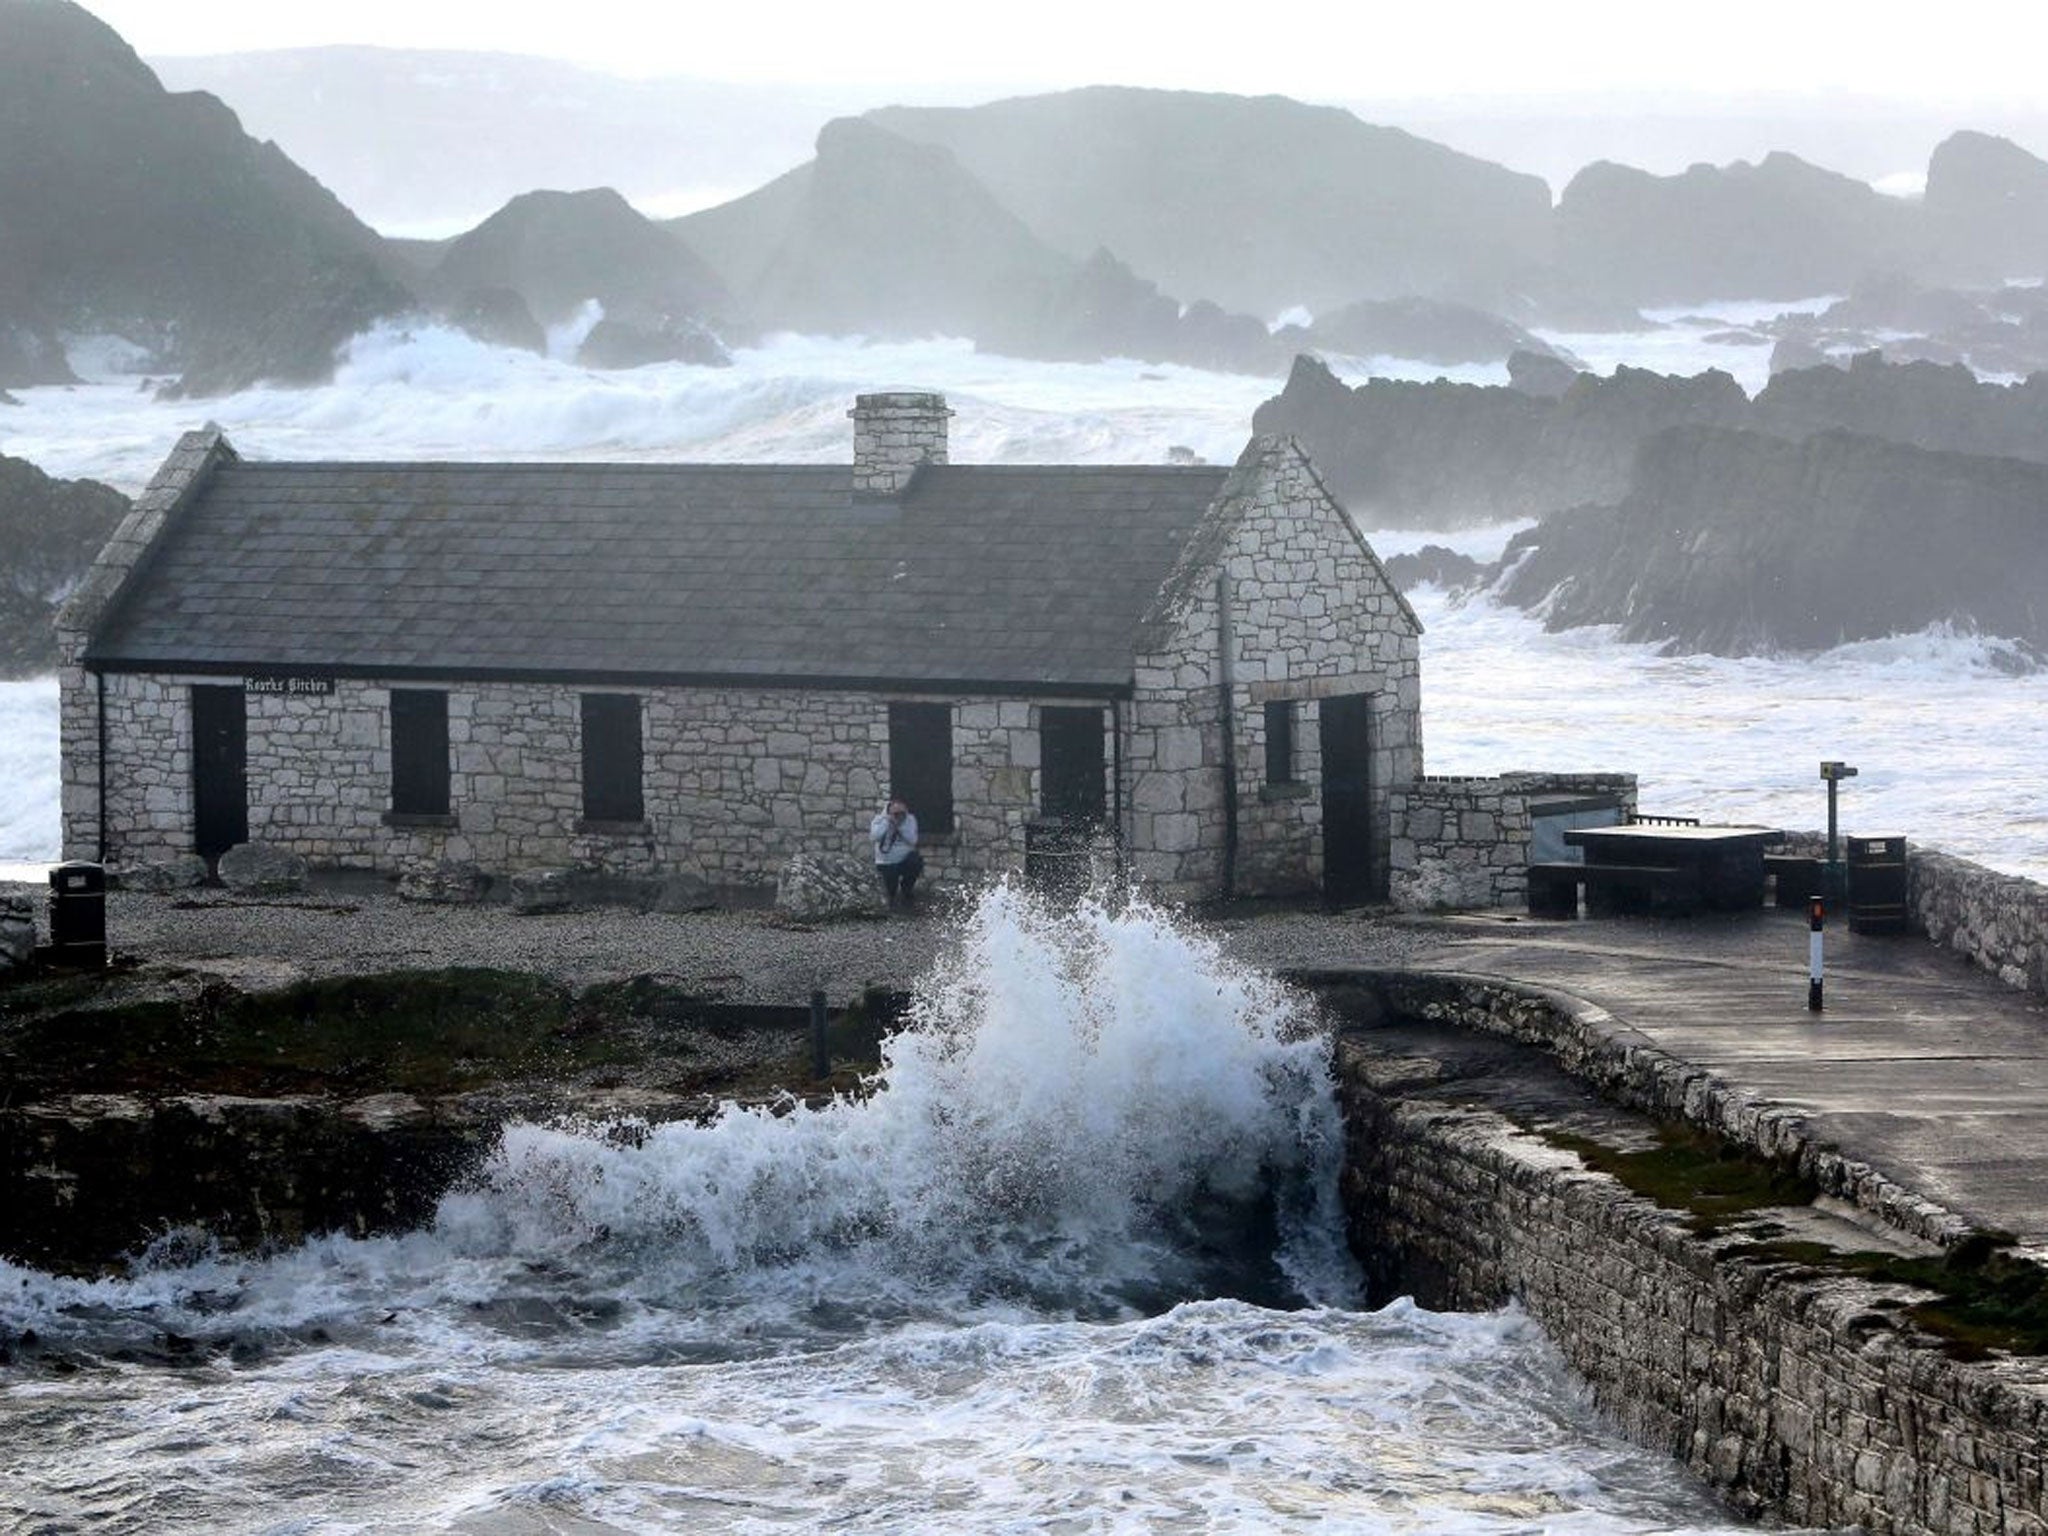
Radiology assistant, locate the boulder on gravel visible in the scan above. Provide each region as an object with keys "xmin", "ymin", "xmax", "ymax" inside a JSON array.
[
  {"xmin": 0, "ymin": 893, "xmax": 35, "ymax": 971},
  {"xmin": 216, "ymin": 842, "xmax": 310, "ymax": 895},
  {"xmin": 507, "ymin": 866, "xmax": 719, "ymax": 915},
  {"xmin": 775, "ymin": 851, "xmax": 883, "ymax": 921},
  {"xmin": 113, "ymin": 854, "xmax": 208, "ymax": 893},
  {"xmin": 509, "ymin": 867, "xmax": 576, "ymax": 915},
  {"xmin": 396, "ymin": 858, "xmax": 492, "ymax": 904}
]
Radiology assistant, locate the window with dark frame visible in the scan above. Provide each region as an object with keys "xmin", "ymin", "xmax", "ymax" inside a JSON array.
[
  {"xmin": 581, "ymin": 693, "xmax": 644, "ymax": 823},
  {"xmin": 1264, "ymin": 699, "xmax": 1298, "ymax": 785},
  {"xmin": 887, "ymin": 701, "xmax": 955, "ymax": 835},
  {"xmin": 390, "ymin": 688, "xmax": 450, "ymax": 817}
]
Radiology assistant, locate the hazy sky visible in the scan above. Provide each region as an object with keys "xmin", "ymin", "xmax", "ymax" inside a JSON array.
[{"xmin": 78, "ymin": 0, "xmax": 2048, "ymax": 105}]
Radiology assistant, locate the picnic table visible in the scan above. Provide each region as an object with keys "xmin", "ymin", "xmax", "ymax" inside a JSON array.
[{"xmin": 1529, "ymin": 822, "xmax": 1785, "ymax": 917}]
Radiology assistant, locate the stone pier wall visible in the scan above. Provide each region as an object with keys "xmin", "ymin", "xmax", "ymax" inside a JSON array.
[
  {"xmin": 1329, "ymin": 971, "xmax": 2048, "ymax": 1535},
  {"xmin": 1909, "ymin": 848, "xmax": 2048, "ymax": 996}
]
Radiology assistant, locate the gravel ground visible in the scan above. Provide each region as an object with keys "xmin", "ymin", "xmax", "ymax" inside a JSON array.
[{"xmin": 4, "ymin": 877, "xmax": 1451, "ymax": 1005}]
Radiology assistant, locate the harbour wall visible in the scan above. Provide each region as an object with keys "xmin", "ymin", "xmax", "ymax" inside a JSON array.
[
  {"xmin": 1323, "ymin": 969, "xmax": 2048, "ymax": 1536},
  {"xmin": 1910, "ymin": 847, "xmax": 2048, "ymax": 998}
]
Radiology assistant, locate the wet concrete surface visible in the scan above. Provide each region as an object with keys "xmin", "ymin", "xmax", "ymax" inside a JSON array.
[{"xmin": 1394, "ymin": 907, "xmax": 2048, "ymax": 1248}]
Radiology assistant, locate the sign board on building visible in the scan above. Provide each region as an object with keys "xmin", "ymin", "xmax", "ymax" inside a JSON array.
[{"xmin": 245, "ymin": 673, "xmax": 336, "ymax": 697}]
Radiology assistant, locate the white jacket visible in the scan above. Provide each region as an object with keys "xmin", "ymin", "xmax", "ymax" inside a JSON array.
[{"xmin": 871, "ymin": 811, "xmax": 920, "ymax": 865}]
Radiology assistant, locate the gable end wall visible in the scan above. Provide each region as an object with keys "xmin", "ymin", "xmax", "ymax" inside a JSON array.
[
  {"xmin": 1126, "ymin": 436, "xmax": 1421, "ymax": 903},
  {"xmin": 57, "ymin": 429, "xmax": 236, "ymax": 862}
]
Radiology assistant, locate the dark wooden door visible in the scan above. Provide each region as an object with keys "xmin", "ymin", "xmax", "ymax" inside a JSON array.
[
  {"xmin": 1320, "ymin": 693, "xmax": 1375, "ymax": 904},
  {"xmin": 192, "ymin": 684, "xmax": 248, "ymax": 861},
  {"xmin": 1040, "ymin": 706, "xmax": 1107, "ymax": 823}
]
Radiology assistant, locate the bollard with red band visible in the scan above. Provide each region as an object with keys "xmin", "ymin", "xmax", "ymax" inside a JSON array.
[{"xmin": 1808, "ymin": 896, "xmax": 1824, "ymax": 1012}]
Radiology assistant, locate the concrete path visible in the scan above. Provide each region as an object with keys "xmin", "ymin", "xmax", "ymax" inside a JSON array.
[{"xmin": 1381, "ymin": 907, "xmax": 2048, "ymax": 1249}]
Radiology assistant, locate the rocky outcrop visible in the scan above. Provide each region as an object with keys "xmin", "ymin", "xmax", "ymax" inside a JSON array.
[
  {"xmin": 576, "ymin": 308, "xmax": 730, "ymax": 369},
  {"xmin": 1380, "ymin": 545, "xmax": 1484, "ymax": 594},
  {"xmin": 868, "ymin": 87, "xmax": 1555, "ymax": 319},
  {"xmin": 0, "ymin": 0, "xmax": 411, "ymax": 394},
  {"xmin": 424, "ymin": 186, "xmax": 739, "ymax": 362},
  {"xmin": 679, "ymin": 117, "xmax": 1074, "ymax": 344},
  {"xmin": 1753, "ymin": 345, "xmax": 2048, "ymax": 459},
  {"xmin": 1261, "ymin": 347, "xmax": 2048, "ymax": 531},
  {"xmin": 1308, "ymin": 297, "xmax": 1571, "ymax": 368},
  {"xmin": 0, "ymin": 319, "xmax": 76, "ymax": 390},
  {"xmin": 979, "ymin": 246, "xmax": 1280, "ymax": 373},
  {"xmin": 1760, "ymin": 279, "xmax": 2048, "ymax": 382},
  {"xmin": 1554, "ymin": 152, "xmax": 1920, "ymax": 308},
  {"xmin": 680, "ymin": 119, "xmax": 1297, "ymax": 375},
  {"xmin": 0, "ymin": 452, "xmax": 128, "ymax": 675},
  {"xmin": 1921, "ymin": 130, "xmax": 2048, "ymax": 286},
  {"xmin": 1254, "ymin": 353, "xmax": 1747, "ymax": 526},
  {"xmin": 1490, "ymin": 426, "xmax": 2048, "ymax": 656}
]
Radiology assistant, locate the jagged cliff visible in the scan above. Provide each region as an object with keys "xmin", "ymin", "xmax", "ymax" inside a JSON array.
[
  {"xmin": 1261, "ymin": 350, "xmax": 2048, "ymax": 528},
  {"xmin": 0, "ymin": 453, "xmax": 128, "ymax": 674},
  {"xmin": 1491, "ymin": 427, "xmax": 2048, "ymax": 656},
  {"xmin": 1254, "ymin": 353, "xmax": 1749, "ymax": 525},
  {"xmin": 0, "ymin": 0, "xmax": 411, "ymax": 394}
]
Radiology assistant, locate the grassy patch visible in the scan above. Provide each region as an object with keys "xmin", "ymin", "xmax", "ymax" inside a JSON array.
[
  {"xmin": 1, "ymin": 970, "xmax": 899, "ymax": 1104},
  {"xmin": 1, "ymin": 969, "xmax": 577, "ymax": 1096},
  {"xmin": 1547, "ymin": 1122, "xmax": 1819, "ymax": 1234},
  {"xmin": 1545, "ymin": 1121, "xmax": 2048, "ymax": 1357},
  {"xmin": 1717, "ymin": 1233, "xmax": 2048, "ymax": 1359}
]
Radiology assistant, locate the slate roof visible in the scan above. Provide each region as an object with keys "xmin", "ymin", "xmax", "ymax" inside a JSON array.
[{"xmin": 89, "ymin": 460, "xmax": 1232, "ymax": 692}]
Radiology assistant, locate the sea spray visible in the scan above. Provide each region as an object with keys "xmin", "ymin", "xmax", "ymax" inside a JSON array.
[{"xmin": 444, "ymin": 884, "xmax": 1359, "ymax": 1319}]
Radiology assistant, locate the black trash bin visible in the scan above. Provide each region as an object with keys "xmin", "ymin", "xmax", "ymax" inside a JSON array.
[
  {"xmin": 48, "ymin": 860, "xmax": 107, "ymax": 967},
  {"xmin": 1846, "ymin": 836, "xmax": 1909, "ymax": 935}
]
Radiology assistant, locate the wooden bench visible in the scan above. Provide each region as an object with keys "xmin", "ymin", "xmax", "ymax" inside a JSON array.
[
  {"xmin": 1528, "ymin": 861, "xmax": 1700, "ymax": 918},
  {"xmin": 1763, "ymin": 853, "xmax": 1822, "ymax": 909}
]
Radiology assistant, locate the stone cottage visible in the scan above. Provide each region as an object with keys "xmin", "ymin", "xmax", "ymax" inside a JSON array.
[{"xmin": 58, "ymin": 393, "xmax": 1423, "ymax": 903}]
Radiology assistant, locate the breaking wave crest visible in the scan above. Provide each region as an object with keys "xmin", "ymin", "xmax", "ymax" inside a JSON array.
[{"xmin": 442, "ymin": 884, "xmax": 1357, "ymax": 1318}]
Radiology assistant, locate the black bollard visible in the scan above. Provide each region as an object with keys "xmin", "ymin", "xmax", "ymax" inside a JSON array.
[
  {"xmin": 810, "ymin": 990, "xmax": 831, "ymax": 1081},
  {"xmin": 1808, "ymin": 896, "xmax": 1824, "ymax": 1012}
]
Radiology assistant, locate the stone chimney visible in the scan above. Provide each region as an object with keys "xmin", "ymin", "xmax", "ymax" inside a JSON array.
[{"xmin": 849, "ymin": 391, "xmax": 952, "ymax": 496}]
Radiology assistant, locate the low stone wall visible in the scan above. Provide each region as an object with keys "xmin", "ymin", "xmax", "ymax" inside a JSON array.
[
  {"xmin": 1325, "ymin": 970, "xmax": 2048, "ymax": 1535},
  {"xmin": 1388, "ymin": 772, "xmax": 1637, "ymax": 911},
  {"xmin": 1910, "ymin": 847, "xmax": 2048, "ymax": 995}
]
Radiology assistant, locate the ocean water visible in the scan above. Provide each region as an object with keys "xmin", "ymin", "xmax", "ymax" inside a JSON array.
[
  {"xmin": 1, "ymin": 889, "xmax": 1768, "ymax": 1534},
  {"xmin": 3, "ymin": 309, "xmax": 2044, "ymax": 878}
]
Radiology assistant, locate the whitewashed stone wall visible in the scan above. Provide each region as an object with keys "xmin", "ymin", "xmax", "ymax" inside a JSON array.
[
  {"xmin": 79, "ymin": 672, "xmax": 1112, "ymax": 889},
  {"xmin": 1126, "ymin": 437, "xmax": 1422, "ymax": 902},
  {"xmin": 1389, "ymin": 772, "xmax": 1640, "ymax": 911}
]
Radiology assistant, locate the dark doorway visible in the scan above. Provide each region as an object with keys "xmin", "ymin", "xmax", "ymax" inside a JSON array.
[
  {"xmin": 1320, "ymin": 693, "xmax": 1375, "ymax": 904},
  {"xmin": 1040, "ymin": 706, "xmax": 1107, "ymax": 823},
  {"xmin": 191, "ymin": 684, "xmax": 248, "ymax": 861}
]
